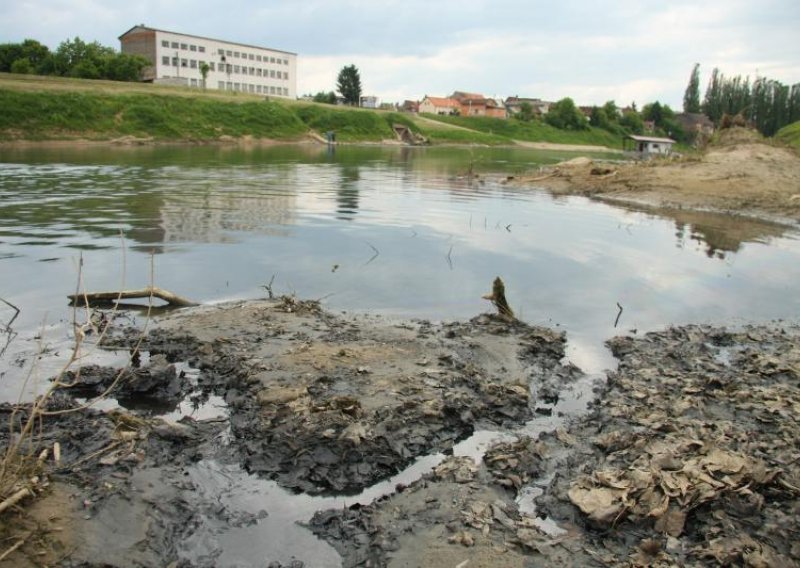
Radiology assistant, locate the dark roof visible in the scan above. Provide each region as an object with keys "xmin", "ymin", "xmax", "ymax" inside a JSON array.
[{"xmin": 118, "ymin": 25, "xmax": 297, "ymax": 56}]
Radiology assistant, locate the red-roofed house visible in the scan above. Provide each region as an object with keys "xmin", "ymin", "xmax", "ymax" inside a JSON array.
[{"xmin": 419, "ymin": 96, "xmax": 461, "ymax": 115}]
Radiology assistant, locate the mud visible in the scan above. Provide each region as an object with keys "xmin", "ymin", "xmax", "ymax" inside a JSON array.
[
  {"xmin": 305, "ymin": 324, "xmax": 800, "ymax": 567},
  {"xmin": 2, "ymin": 297, "xmax": 798, "ymax": 567},
  {"xmin": 513, "ymin": 127, "xmax": 800, "ymax": 225}
]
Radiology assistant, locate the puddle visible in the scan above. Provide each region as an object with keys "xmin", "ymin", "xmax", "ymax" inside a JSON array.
[{"xmin": 178, "ymin": 365, "xmax": 600, "ymax": 566}]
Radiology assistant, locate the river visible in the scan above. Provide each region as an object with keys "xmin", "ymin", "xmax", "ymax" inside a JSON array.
[{"xmin": 1, "ymin": 143, "xmax": 799, "ymax": 565}]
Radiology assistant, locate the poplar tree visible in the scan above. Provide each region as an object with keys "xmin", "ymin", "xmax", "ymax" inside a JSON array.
[{"xmin": 683, "ymin": 63, "xmax": 701, "ymax": 113}]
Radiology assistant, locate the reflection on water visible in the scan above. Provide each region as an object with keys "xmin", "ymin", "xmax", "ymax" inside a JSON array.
[{"xmin": 1, "ymin": 144, "xmax": 799, "ymax": 387}]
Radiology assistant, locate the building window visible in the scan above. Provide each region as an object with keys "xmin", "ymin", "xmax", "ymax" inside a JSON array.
[
  {"xmin": 249, "ymin": 67, "xmax": 254, "ymax": 75},
  {"xmin": 171, "ymin": 42, "xmax": 179, "ymax": 48},
  {"xmin": 180, "ymin": 43, "xmax": 187, "ymax": 50},
  {"xmin": 270, "ymin": 86, "xmax": 276, "ymax": 94},
  {"xmin": 256, "ymin": 69, "xmax": 262, "ymax": 77},
  {"xmin": 226, "ymin": 81, "xmax": 232, "ymax": 90},
  {"xmin": 226, "ymin": 50, "xmax": 232, "ymax": 56},
  {"xmin": 226, "ymin": 64, "xmax": 232, "ymax": 73},
  {"xmin": 190, "ymin": 60, "xmax": 197, "ymax": 69},
  {"xmin": 209, "ymin": 62, "xmax": 215, "ymax": 71},
  {"xmin": 284, "ymin": 72, "xmax": 289, "ymax": 80},
  {"xmin": 270, "ymin": 70, "xmax": 275, "ymax": 78},
  {"xmin": 284, "ymin": 59, "xmax": 289, "ymax": 65},
  {"xmin": 172, "ymin": 57, "xmax": 179, "ymax": 66},
  {"xmin": 181, "ymin": 59, "xmax": 187, "ymax": 67},
  {"xmin": 190, "ymin": 78, "xmax": 198, "ymax": 87},
  {"xmin": 199, "ymin": 46, "xmax": 205, "ymax": 53},
  {"xmin": 249, "ymin": 84, "xmax": 255, "ymax": 93},
  {"xmin": 218, "ymin": 81, "xmax": 225, "ymax": 89},
  {"xmin": 249, "ymin": 54, "xmax": 254, "ymax": 60},
  {"xmin": 218, "ymin": 48, "xmax": 224, "ymax": 55},
  {"xmin": 257, "ymin": 85, "xmax": 262, "ymax": 93},
  {"xmin": 190, "ymin": 45, "xmax": 197, "ymax": 52},
  {"xmin": 233, "ymin": 65, "xmax": 240, "ymax": 73},
  {"xmin": 234, "ymin": 51, "xmax": 240, "ymax": 58},
  {"xmin": 161, "ymin": 40, "xmax": 169, "ymax": 47},
  {"xmin": 256, "ymin": 55, "xmax": 262, "ymax": 62},
  {"xmin": 234, "ymin": 83, "xmax": 240, "ymax": 91},
  {"xmin": 162, "ymin": 56, "xmax": 169, "ymax": 65},
  {"xmin": 284, "ymin": 88, "xmax": 289, "ymax": 96}
]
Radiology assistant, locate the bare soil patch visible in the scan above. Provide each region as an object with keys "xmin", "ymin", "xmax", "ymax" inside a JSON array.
[{"xmin": 512, "ymin": 128, "xmax": 800, "ymax": 224}]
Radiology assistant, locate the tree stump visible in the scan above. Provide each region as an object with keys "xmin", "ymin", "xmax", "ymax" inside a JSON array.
[{"xmin": 482, "ymin": 277, "xmax": 515, "ymax": 319}]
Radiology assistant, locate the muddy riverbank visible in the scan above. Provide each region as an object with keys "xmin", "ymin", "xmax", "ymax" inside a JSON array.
[
  {"xmin": 1, "ymin": 298, "xmax": 798, "ymax": 566},
  {"xmin": 512, "ymin": 128, "xmax": 800, "ymax": 225}
]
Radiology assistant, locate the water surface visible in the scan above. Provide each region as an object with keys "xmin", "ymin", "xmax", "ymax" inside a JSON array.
[{"xmin": 1, "ymin": 143, "xmax": 799, "ymax": 386}]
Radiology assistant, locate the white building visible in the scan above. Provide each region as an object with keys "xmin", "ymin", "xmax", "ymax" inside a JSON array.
[
  {"xmin": 119, "ymin": 25, "xmax": 297, "ymax": 98},
  {"xmin": 624, "ymin": 135, "xmax": 676, "ymax": 157}
]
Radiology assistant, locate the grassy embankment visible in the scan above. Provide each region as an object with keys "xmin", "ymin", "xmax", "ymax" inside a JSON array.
[
  {"xmin": 776, "ymin": 121, "xmax": 800, "ymax": 151},
  {"xmin": 0, "ymin": 73, "xmax": 621, "ymax": 148},
  {"xmin": 415, "ymin": 113, "xmax": 624, "ymax": 148}
]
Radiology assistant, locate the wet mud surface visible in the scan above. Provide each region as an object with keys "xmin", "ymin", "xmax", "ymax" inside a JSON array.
[{"xmin": 1, "ymin": 298, "xmax": 798, "ymax": 567}]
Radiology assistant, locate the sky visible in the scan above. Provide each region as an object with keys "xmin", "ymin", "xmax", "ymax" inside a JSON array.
[{"xmin": 2, "ymin": 0, "xmax": 799, "ymax": 108}]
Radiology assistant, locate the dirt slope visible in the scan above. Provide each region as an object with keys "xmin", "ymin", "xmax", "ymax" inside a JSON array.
[{"xmin": 515, "ymin": 128, "xmax": 800, "ymax": 224}]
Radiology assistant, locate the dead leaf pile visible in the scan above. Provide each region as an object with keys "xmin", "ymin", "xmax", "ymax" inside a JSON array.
[{"xmin": 562, "ymin": 325, "xmax": 800, "ymax": 565}]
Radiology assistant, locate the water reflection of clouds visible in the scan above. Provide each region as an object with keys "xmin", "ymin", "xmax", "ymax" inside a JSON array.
[{"xmin": 3, "ymin": 148, "xmax": 800, "ymax": 381}]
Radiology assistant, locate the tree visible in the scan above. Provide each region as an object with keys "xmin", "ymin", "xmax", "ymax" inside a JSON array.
[
  {"xmin": 336, "ymin": 64, "xmax": 362, "ymax": 106},
  {"xmin": 589, "ymin": 106, "xmax": 610, "ymax": 129},
  {"xmin": 683, "ymin": 63, "xmax": 702, "ymax": 113},
  {"xmin": 200, "ymin": 62, "xmax": 210, "ymax": 89},
  {"xmin": 517, "ymin": 101, "xmax": 534, "ymax": 122},
  {"xmin": 619, "ymin": 110, "xmax": 644, "ymax": 134},
  {"xmin": 313, "ymin": 90, "xmax": 336, "ymax": 104},
  {"xmin": 545, "ymin": 98, "xmax": 588, "ymax": 130},
  {"xmin": 0, "ymin": 39, "xmax": 50, "ymax": 73}
]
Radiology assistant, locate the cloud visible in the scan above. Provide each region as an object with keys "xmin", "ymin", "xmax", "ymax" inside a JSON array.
[{"xmin": 2, "ymin": 0, "xmax": 798, "ymax": 106}]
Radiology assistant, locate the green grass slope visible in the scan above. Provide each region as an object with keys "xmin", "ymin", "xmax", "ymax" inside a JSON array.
[
  {"xmin": 418, "ymin": 113, "xmax": 623, "ymax": 147},
  {"xmin": 776, "ymin": 121, "xmax": 800, "ymax": 151}
]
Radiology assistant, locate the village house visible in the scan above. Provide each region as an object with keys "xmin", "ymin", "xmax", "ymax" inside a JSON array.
[
  {"xmin": 505, "ymin": 96, "xmax": 551, "ymax": 117},
  {"xmin": 675, "ymin": 113, "xmax": 715, "ymax": 138},
  {"xmin": 118, "ymin": 24, "xmax": 297, "ymax": 98},
  {"xmin": 450, "ymin": 92, "xmax": 506, "ymax": 118},
  {"xmin": 400, "ymin": 100, "xmax": 419, "ymax": 113},
  {"xmin": 419, "ymin": 96, "xmax": 460, "ymax": 115},
  {"xmin": 624, "ymin": 134, "xmax": 676, "ymax": 157}
]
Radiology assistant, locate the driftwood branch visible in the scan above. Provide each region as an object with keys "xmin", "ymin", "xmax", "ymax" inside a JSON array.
[
  {"xmin": 0, "ymin": 487, "xmax": 32, "ymax": 515},
  {"xmin": 67, "ymin": 286, "xmax": 198, "ymax": 307},
  {"xmin": 482, "ymin": 277, "xmax": 515, "ymax": 319}
]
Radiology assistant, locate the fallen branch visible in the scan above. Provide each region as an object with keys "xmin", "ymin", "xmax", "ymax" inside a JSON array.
[
  {"xmin": 0, "ymin": 487, "xmax": 32, "ymax": 515},
  {"xmin": 482, "ymin": 277, "xmax": 515, "ymax": 319},
  {"xmin": 67, "ymin": 286, "xmax": 198, "ymax": 307},
  {"xmin": 0, "ymin": 537, "xmax": 26, "ymax": 562}
]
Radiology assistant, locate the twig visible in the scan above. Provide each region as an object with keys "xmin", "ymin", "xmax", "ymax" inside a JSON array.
[
  {"xmin": 0, "ymin": 537, "xmax": 26, "ymax": 561},
  {"xmin": 364, "ymin": 242, "xmax": 380, "ymax": 266},
  {"xmin": 0, "ymin": 297, "xmax": 20, "ymax": 330},
  {"xmin": 614, "ymin": 302, "xmax": 624, "ymax": 328},
  {"xmin": 505, "ymin": 224, "xmax": 512, "ymax": 232},
  {"xmin": 0, "ymin": 487, "xmax": 32, "ymax": 515},
  {"xmin": 261, "ymin": 274, "xmax": 277, "ymax": 299},
  {"xmin": 446, "ymin": 246, "xmax": 454, "ymax": 270},
  {"xmin": 67, "ymin": 286, "xmax": 197, "ymax": 307}
]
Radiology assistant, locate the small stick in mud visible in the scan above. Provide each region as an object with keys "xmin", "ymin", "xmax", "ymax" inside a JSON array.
[
  {"xmin": 614, "ymin": 302, "xmax": 624, "ymax": 327},
  {"xmin": 482, "ymin": 277, "xmax": 515, "ymax": 319},
  {"xmin": 67, "ymin": 286, "xmax": 198, "ymax": 307},
  {"xmin": 0, "ymin": 296, "xmax": 20, "ymax": 330},
  {"xmin": 446, "ymin": 246, "xmax": 454, "ymax": 270}
]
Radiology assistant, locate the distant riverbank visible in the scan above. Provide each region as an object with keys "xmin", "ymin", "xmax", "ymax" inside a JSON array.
[{"xmin": 0, "ymin": 73, "xmax": 622, "ymax": 150}]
